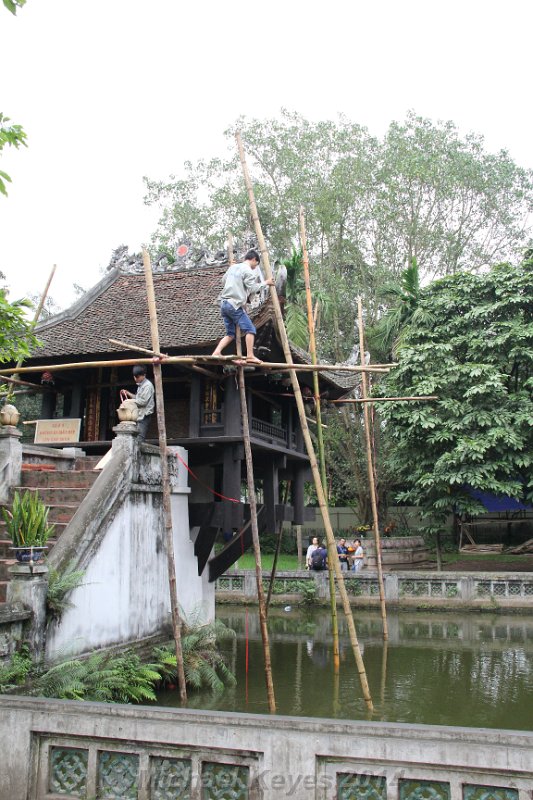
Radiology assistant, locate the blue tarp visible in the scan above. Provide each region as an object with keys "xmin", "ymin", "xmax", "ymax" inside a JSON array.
[{"xmin": 467, "ymin": 487, "xmax": 532, "ymax": 513}]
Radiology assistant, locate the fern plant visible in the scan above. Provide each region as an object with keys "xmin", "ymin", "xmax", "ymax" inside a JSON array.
[
  {"xmin": 46, "ymin": 562, "xmax": 85, "ymax": 622},
  {"xmin": 0, "ymin": 645, "xmax": 32, "ymax": 692},
  {"xmin": 154, "ymin": 617, "xmax": 236, "ymax": 694}
]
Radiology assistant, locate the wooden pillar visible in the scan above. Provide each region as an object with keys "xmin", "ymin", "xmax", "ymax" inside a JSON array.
[
  {"xmin": 223, "ymin": 374, "xmax": 241, "ymax": 437},
  {"xmin": 40, "ymin": 391, "xmax": 57, "ymax": 419},
  {"xmin": 222, "ymin": 446, "xmax": 241, "ymax": 533},
  {"xmin": 292, "ymin": 465, "xmax": 305, "ymax": 525},
  {"xmin": 68, "ymin": 384, "xmax": 84, "ymax": 419},
  {"xmin": 189, "ymin": 375, "xmax": 201, "ymax": 438},
  {"xmin": 263, "ymin": 459, "xmax": 279, "ymax": 533}
]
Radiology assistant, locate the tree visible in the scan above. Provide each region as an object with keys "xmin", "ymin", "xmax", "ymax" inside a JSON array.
[
  {"xmin": 145, "ymin": 110, "xmax": 533, "ymax": 359},
  {"xmin": 381, "ymin": 256, "xmax": 533, "ymax": 529},
  {"xmin": 0, "ymin": 113, "xmax": 27, "ymax": 196},
  {"xmin": 1, "ymin": 0, "xmax": 28, "ymax": 195},
  {"xmin": 0, "ymin": 290, "xmax": 39, "ymax": 363}
]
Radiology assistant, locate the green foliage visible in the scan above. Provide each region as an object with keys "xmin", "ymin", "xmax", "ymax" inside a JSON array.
[
  {"xmin": 2, "ymin": 490, "xmax": 55, "ymax": 547},
  {"xmin": 155, "ymin": 617, "xmax": 236, "ymax": 693},
  {"xmin": 32, "ymin": 651, "xmax": 162, "ymax": 703},
  {"xmin": 145, "ymin": 110, "xmax": 533, "ymax": 361},
  {"xmin": 381, "ymin": 256, "xmax": 533, "ymax": 524},
  {"xmin": 0, "ymin": 645, "xmax": 32, "ymax": 691},
  {"xmin": 368, "ymin": 258, "xmax": 434, "ymax": 360},
  {"xmin": 299, "ymin": 580, "xmax": 317, "ymax": 606},
  {"xmin": 2, "ymin": 0, "xmax": 26, "ymax": 14},
  {"xmin": 46, "ymin": 562, "xmax": 85, "ymax": 622},
  {"xmin": 0, "ymin": 113, "xmax": 27, "ymax": 196},
  {"xmin": 0, "ymin": 291, "xmax": 39, "ymax": 363}
]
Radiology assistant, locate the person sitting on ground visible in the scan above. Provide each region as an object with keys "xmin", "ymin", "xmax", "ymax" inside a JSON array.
[
  {"xmin": 352, "ymin": 538, "xmax": 364, "ymax": 572},
  {"xmin": 211, "ymin": 249, "xmax": 274, "ymax": 365},
  {"xmin": 306, "ymin": 536, "xmax": 319, "ymax": 570},
  {"xmin": 310, "ymin": 541, "xmax": 328, "ymax": 571},
  {"xmin": 121, "ymin": 365, "xmax": 155, "ymax": 442},
  {"xmin": 337, "ymin": 537, "xmax": 349, "ymax": 571}
]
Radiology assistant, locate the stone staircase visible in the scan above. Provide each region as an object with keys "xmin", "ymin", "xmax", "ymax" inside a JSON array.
[{"xmin": 0, "ymin": 456, "xmax": 101, "ymax": 603}]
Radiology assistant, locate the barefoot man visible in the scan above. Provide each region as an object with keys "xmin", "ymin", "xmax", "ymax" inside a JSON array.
[{"xmin": 212, "ymin": 249, "xmax": 274, "ymax": 365}]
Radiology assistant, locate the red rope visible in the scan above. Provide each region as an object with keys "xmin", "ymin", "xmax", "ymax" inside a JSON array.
[{"xmin": 173, "ymin": 451, "xmax": 240, "ymax": 503}]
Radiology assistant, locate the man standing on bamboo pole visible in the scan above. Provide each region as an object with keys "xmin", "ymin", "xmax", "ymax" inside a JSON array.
[{"xmin": 212, "ymin": 249, "xmax": 274, "ymax": 364}]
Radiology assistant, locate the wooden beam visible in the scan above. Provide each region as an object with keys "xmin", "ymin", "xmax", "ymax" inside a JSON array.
[
  {"xmin": 235, "ymin": 325, "xmax": 276, "ymax": 712},
  {"xmin": 142, "ymin": 248, "xmax": 187, "ymax": 704},
  {"xmin": 357, "ymin": 298, "xmax": 388, "ymax": 641},
  {"xmin": 2, "ymin": 357, "xmax": 393, "ymax": 376},
  {"xmin": 236, "ymin": 131, "xmax": 373, "ymax": 711},
  {"xmin": 300, "ymin": 205, "xmax": 340, "ymax": 673}
]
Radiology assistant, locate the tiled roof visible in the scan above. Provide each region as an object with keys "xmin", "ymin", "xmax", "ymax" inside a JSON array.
[
  {"xmin": 33, "ymin": 266, "xmax": 231, "ymax": 359},
  {"xmin": 30, "ymin": 266, "xmax": 355, "ymax": 393}
]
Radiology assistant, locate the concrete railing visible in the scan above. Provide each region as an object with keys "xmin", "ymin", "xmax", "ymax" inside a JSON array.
[
  {"xmin": 216, "ymin": 570, "xmax": 533, "ymax": 609},
  {"xmin": 0, "ymin": 694, "xmax": 531, "ymax": 799}
]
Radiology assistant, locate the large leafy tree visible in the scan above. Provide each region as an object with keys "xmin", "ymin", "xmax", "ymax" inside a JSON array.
[
  {"xmin": 145, "ymin": 111, "xmax": 533, "ymax": 356},
  {"xmin": 381, "ymin": 256, "xmax": 533, "ymax": 528}
]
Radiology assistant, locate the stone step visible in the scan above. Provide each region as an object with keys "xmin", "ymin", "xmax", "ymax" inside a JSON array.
[
  {"xmin": 75, "ymin": 456, "xmax": 102, "ymax": 470},
  {"xmin": 11, "ymin": 486, "xmax": 93, "ymax": 504},
  {"xmin": 20, "ymin": 469, "xmax": 99, "ymax": 489}
]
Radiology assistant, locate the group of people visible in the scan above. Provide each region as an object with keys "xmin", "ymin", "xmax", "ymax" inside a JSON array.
[{"xmin": 305, "ymin": 536, "xmax": 364, "ymax": 572}]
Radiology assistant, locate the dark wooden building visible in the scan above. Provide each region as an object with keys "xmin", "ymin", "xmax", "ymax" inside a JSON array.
[{"xmin": 22, "ymin": 250, "xmax": 353, "ymax": 578}]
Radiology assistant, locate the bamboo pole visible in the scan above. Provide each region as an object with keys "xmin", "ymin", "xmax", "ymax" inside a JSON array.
[
  {"xmin": 1, "ymin": 359, "xmax": 392, "ymax": 377},
  {"xmin": 300, "ymin": 206, "xmax": 340, "ymax": 673},
  {"xmin": 13, "ymin": 264, "xmax": 57, "ymax": 381},
  {"xmin": 330, "ymin": 396, "xmax": 438, "ymax": 404},
  {"xmin": 236, "ymin": 131, "xmax": 373, "ymax": 711},
  {"xmin": 357, "ymin": 298, "xmax": 388, "ymax": 641},
  {"xmin": 0, "ymin": 374, "xmax": 51, "ymax": 393},
  {"xmin": 142, "ymin": 247, "xmax": 187, "ymax": 703},
  {"xmin": 266, "ymin": 481, "xmax": 291, "ymax": 613},
  {"xmin": 235, "ymin": 326, "xmax": 276, "ymax": 712}
]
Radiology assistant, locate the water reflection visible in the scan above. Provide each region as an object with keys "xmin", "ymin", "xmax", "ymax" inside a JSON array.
[{"xmin": 158, "ymin": 607, "xmax": 533, "ymax": 730}]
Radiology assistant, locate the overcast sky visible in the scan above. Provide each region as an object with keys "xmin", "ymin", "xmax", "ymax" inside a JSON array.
[{"xmin": 1, "ymin": 0, "xmax": 532, "ymax": 310}]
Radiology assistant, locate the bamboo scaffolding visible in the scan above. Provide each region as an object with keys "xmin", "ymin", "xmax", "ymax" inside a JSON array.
[
  {"xmin": 142, "ymin": 248, "xmax": 187, "ymax": 703},
  {"xmin": 1, "ymin": 358, "xmax": 392, "ymax": 377},
  {"xmin": 330, "ymin": 396, "xmax": 438, "ymax": 404},
  {"xmin": 0, "ymin": 374, "xmax": 51, "ymax": 393},
  {"xmin": 236, "ymin": 131, "xmax": 373, "ymax": 711},
  {"xmin": 357, "ymin": 298, "xmax": 388, "ymax": 640},
  {"xmin": 235, "ymin": 325, "xmax": 276, "ymax": 712},
  {"xmin": 300, "ymin": 206, "xmax": 340, "ymax": 673}
]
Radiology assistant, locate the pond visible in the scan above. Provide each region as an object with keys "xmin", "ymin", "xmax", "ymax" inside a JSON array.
[{"xmin": 158, "ymin": 606, "xmax": 533, "ymax": 731}]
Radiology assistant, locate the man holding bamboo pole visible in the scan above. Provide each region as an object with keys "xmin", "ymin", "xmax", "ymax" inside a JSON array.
[{"xmin": 212, "ymin": 249, "xmax": 274, "ymax": 364}]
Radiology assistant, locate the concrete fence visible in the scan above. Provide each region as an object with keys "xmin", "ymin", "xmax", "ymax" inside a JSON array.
[
  {"xmin": 216, "ymin": 570, "xmax": 533, "ymax": 610},
  {"xmin": 0, "ymin": 695, "xmax": 531, "ymax": 799}
]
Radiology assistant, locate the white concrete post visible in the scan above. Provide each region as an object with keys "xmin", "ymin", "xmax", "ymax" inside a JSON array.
[
  {"xmin": 0, "ymin": 425, "xmax": 22, "ymax": 504},
  {"xmin": 7, "ymin": 564, "xmax": 48, "ymax": 659}
]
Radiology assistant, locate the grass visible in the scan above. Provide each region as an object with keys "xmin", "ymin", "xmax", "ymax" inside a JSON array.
[{"xmin": 230, "ymin": 553, "xmax": 301, "ymax": 571}]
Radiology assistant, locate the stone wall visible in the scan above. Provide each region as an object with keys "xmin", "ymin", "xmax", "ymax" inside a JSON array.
[
  {"xmin": 217, "ymin": 570, "xmax": 533, "ymax": 610},
  {"xmin": 44, "ymin": 425, "xmax": 215, "ymax": 661},
  {"xmin": 0, "ymin": 695, "xmax": 531, "ymax": 799}
]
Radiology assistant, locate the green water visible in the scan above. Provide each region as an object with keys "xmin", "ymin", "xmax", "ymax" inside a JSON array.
[{"xmin": 159, "ymin": 607, "xmax": 533, "ymax": 730}]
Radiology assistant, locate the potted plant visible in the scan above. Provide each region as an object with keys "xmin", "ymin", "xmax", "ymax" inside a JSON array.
[{"xmin": 2, "ymin": 490, "xmax": 55, "ymax": 563}]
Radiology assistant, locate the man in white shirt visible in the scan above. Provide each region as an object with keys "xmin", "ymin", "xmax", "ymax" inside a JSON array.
[
  {"xmin": 306, "ymin": 536, "xmax": 319, "ymax": 570},
  {"xmin": 212, "ymin": 249, "xmax": 274, "ymax": 364},
  {"xmin": 121, "ymin": 365, "xmax": 155, "ymax": 442}
]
